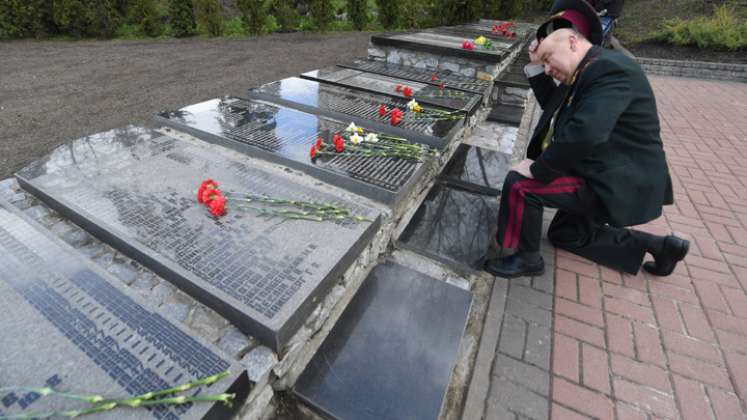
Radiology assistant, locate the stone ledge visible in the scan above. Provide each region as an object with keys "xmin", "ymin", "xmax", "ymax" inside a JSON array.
[{"xmin": 637, "ymin": 56, "xmax": 747, "ymax": 83}]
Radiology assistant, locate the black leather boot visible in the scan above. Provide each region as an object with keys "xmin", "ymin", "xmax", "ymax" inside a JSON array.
[
  {"xmin": 642, "ymin": 235, "xmax": 690, "ymax": 276},
  {"xmin": 483, "ymin": 251, "xmax": 545, "ymax": 278}
]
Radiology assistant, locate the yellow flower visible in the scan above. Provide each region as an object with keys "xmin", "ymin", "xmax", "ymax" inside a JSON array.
[
  {"xmin": 475, "ymin": 36, "xmax": 487, "ymax": 46},
  {"xmin": 414, "ymin": 104, "xmax": 423, "ymax": 113}
]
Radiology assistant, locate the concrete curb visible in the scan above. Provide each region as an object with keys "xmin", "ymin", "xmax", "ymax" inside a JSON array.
[{"xmin": 637, "ymin": 57, "xmax": 747, "ymax": 83}]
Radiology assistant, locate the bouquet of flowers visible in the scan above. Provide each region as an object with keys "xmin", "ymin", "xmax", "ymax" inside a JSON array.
[
  {"xmin": 310, "ymin": 122, "xmax": 434, "ymax": 162},
  {"xmin": 197, "ymin": 179, "xmax": 371, "ymax": 222}
]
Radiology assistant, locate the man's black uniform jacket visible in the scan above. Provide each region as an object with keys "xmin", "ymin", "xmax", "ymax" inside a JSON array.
[{"xmin": 527, "ymin": 46, "xmax": 674, "ymax": 228}]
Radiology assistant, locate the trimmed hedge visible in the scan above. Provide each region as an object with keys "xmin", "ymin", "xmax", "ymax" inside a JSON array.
[{"xmin": 237, "ymin": 0, "xmax": 267, "ymax": 35}]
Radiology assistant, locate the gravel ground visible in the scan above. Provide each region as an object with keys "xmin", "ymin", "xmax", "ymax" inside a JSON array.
[{"xmin": 0, "ymin": 31, "xmax": 375, "ymax": 180}]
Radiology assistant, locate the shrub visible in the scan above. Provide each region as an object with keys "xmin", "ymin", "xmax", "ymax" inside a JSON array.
[
  {"xmin": 501, "ymin": 0, "xmax": 523, "ymax": 19},
  {"xmin": 400, "ymin": 0, "xmax": 429, "ymax": 29},
  {"xmin": 310, "ymin": 0, "xmax": 334, "ymax": 31},
  {"xmin": 376, "ymin": 0, "xmax": 399, "ymax": 29},
  {"xmin": 195, "ymin": 0, "xmax": 223, "ymax": 36},
  {"xmin": 435, "ymin": 0, "xmax": 479, "ymax": 25},
  {"xmin": 270, "ymin": 0, "xmax": 300, "ymax": 31},
  {"xmin": 654, "ymin": 5, "xmax": 747, "ymax": 50},
  {"xmin": 52, "ymin": 0, "xmax": 119, "ymax": 38},
  {"xmin": 347, "ymin": 0, "xmax": 367, "ymax": 30},
  {"xmin": 169, "ymin": 0, "xmax": 196, "ymax": 37},
  {"xmin": 237, "ymin": 0, "xmax": 266, "ymax": 35},
  {"xmin": 128, "ymin": 0, "xmax": 163, "ymax": 37}
]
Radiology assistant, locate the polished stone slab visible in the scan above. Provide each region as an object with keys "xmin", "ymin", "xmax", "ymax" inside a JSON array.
[
  {"xmin": 301, "ymin": 67, "xmax": 482, "ymax": 114},
  {"xmin": 371, "ymin": 32, "xmax": 508, "ymax": 63},
  {"xmin": 248, "ymin": 77, "xmax": 463, "ymax": 148},
  {"xmin": 340, "ymin": 59, "xmax": 493, "ymax": 95},
  {"xmin": 441, "ymin": 144, "xmax": 511, "ymax": 195},
  {"xmin": 156, "ymin": 97, "xmax": 429, "ymax": 206},
  {"xmin": 427, "ymin": 27, "xmax": 520, "ymax": 49},
  {"xmin": 0, "ymin": 200, "xmax": 247, "ymax": 420},
  {"xmin": 294, "ymin": 261, "xmax": 472, "ymax": 420},
  {"xmin": 399, "ymin": 185, "xmax": 499, "ymax": 271},
  {"xmin": 475, "ymin": 20, "xmax": 537, "ymax": 38},
  {"xmin": 15, "ymin": 126, "xmax": 380, "ymax": 352},
  {"xmin": 487, "ymin": 103, "xmax": 524, "ymax": 126}
]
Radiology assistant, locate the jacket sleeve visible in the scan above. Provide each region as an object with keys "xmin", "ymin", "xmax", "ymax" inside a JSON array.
[
  {"xmin": 530, "ymin": 61, "xmax": 632, "ymax": 183},
  {"xmin": 528, "ymin": 72, "xmax": 558, "ymax": 110}
]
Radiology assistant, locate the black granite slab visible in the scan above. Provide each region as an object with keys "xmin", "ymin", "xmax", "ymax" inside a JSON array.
[
  {"xmin": 487, "ymin": 103, "xmax": 524, "ymax": 126},
  {"xmin": 399, "ymin": 185, "xmax": 499, "ymax": 271},
  {"xmin": 339, "ymin": 59, "xmax": 493, "ymax": 95},
  {"xmin": 370, "ymin": 31, "xmax": 508, "ymax": 63},
  {"xmin": 155, "ymin": 97, "xmax": 429, "ymax": 206},
  {"xmin": 294, "ymin": 261, "xmax": 472, "ymax": 420},
  {"xmin": 441, "ymin": 144, "xmax": 511, "ymax": 195},
  {"xmin": 248, "ymin": 77, "xmax": 463, "ymax": 148},
  {"xmin": 475, "ymin": 19, "xmax": 537, "ymax": 38},
  {"xmin": 15, "ymin": 126, "xmax": 381, "ymax": 352},
  {"xmin": 300, "ymin": 67, "xmax": 482, "ymax": 114},
  {"xmin": 426, "ymin": 27, "xmax": 520, "ymax": 50},
  {"xmin": 0, "ymin": 199, "xmax": 248, "ymax": 420}
]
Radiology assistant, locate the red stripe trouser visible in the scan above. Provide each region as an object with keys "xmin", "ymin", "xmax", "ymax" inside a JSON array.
[{"xmin": 496, "ymin": 171, "xmax": 647, "ymax": 274}]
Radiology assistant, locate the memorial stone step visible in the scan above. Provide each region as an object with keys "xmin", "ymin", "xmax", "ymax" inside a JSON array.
[
  {"xmin": 294, "ymin": 261, "xmax": 472, "ymax": 420},
  {"xmin": 155, "ymin": 97, "xmax": 432, "ymax": 206},
  {"xmin": 370, "ymin": 31, "xmax": 510, "ymax": 64},
  {"xmin": 15, "ymin": 126, "xmax": 381, "ymax": 353},
  {"xmin": 300, "ymin": 66, "xmax": 482, "ymax": 114},
  {"xmin": 339, "ymin": 59, "xmax": 493, "ymax": 96},
  {"xmin": 0, "ymin": 199, "xmax": 248, "ymax": 420},
  {"xmin": 247, "ymin": 77, "xmax": 463, "ymax": 149}
]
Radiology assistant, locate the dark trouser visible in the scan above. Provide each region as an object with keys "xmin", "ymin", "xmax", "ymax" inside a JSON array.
[{"xmin": 496, "ymin": 171, "xmax": 647, "ymax": 274}]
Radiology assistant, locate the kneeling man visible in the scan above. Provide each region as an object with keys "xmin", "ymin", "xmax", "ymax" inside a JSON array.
[{"xmin": 484, "ymin": 2, "xmax": 688, "ymax": 278}]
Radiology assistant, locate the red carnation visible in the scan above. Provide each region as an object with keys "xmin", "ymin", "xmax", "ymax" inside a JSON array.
[
  {"xmin": 316, "ymin": 137, "xmax": 323, "ymax": 149},
  {"xmin": 462, "ymin": 40, "xmax": 474, "ymax": 50},
  {"xmin": 390, "ymin": 108, "xmax": 403, "ymax": 126},
  {"xmin": 403, "ymin": 87, "xmax": 413, "ymax": 98},
  {"xmin": 202, "ymin": 187, "xmax": 223, "ymax": 205},
  {"xmin": 431, "ymin": 73, "xmax": 438, "ymax": 82},
  {"xmin": 208, "ymin": 195, "xmax": 227, "ymax": 217},
  {"xmin": 197, "ymin": 179, "xmax": 218, "ymax": 203},
  {"xmin": 395, "ymin": 84, "xmax": 403, "ymax": 93},
  {"xmin": 310, "ymin": 145, "xmax": 318, "ymax": 159},
  {"xmin": 335, "ymin": 137, "xmax": 345, "ymax": 153},
  {"xmin": 378, "ymin": 104, "xmax": 388, "ymax": 117}
]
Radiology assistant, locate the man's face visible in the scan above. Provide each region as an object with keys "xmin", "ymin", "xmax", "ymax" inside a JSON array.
[{"xmin": 537, "ymin": 33, "xmax": 579, "ymax": 85}]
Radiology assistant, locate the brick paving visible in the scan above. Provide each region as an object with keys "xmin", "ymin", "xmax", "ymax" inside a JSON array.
[{"xmin": 473, "ymin": 76, "xmax": 747, "ymax": 419}]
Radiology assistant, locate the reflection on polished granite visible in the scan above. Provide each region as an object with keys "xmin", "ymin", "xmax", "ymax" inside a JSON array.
[
  {"xmin": 15, "ymin": 126, "xmax": 380, "ymax": 351},
  {"xmin": 443, "ymin": 144, "xmax": 511, "ymax": 192},
  {"xmin": 371, "ymin": 32, "xmax": 508, "ymax": 63},
  {"xmin": 301, "ymin": 67, "xmax": 482, "ymax": 113},
  {"xmin": 399, "ymin": 185, "xmax": 499, "ymax": 271},
  {"xmin": 157, "ymin": 97, "xmax": 427, "ymax": 204},
  {"xmin": 342, "ymin": 59, "xmax": 493, "ymax": 95},
  {"xmin": 248, "ymin": 77, "xmax": 462, "ymax": 145},
  {"xmin": 294, "ymin": 261, "xmax": 472, "ymax": 420}
]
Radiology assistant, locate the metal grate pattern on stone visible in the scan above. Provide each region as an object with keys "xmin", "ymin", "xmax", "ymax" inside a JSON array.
[
  {"xmin": 349, "ymin": 60, "xmax": 491, "ymax": 93},
  {"xmin": 322, "ymin": 94, "xmax": 434, "ymax": 133}
]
